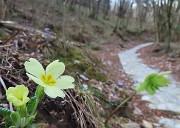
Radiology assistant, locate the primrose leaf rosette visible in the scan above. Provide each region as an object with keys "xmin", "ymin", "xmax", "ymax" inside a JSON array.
[
  {"xmin": 6, "ymin": 85, "xmax": 30, "ymax": 107},
  {"xmin": 24, "ymin": 58, "xmax": 74, "ymax": 98}
]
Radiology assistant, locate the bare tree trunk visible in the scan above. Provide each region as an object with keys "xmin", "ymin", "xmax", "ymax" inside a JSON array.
[
  {"xmin": 89, "ymin": 0, "xmax": 101, "ymax": 19},
  {"xmin": 165, "ymin": 0, "xmax": 174, "ymax": 53},
  {"xmin": 96, "ymin": 0, "xmax": 101, "ymax": 19},
  {"xmin": 113, "ymin": 16, "xmax": 120, "ymax": 32},
  {"xmin": 0, "ymin": 0, "xmax": 6, "ymax": 20},
  {"xmin": 89, "ymin": 0, "xmax": 96, "ymax": 19},
  {"xmin": 103, "ymin": 0, "xmax": 110, "ymax": 19},
  {"xmin": 152, "ymin": 0, "xmax": 162, "ymax": 43}
]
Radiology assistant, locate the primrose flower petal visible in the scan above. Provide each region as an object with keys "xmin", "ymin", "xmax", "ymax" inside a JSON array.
[
  {"xmin": 25, "ymin": 58, "xmax": 75, "ymax": 98},
  {"xmin": 46, "ymin": 60, "xmax": 65, "ymax": 79},
  {"xmin": 26, "ymin": 73, "xmax": 46, "ymax": 87},
  {"xmin": 6, "ymin": 95, "xmax": 22, "ymax": 106},
  {"xmin": 6, "ymin": 85, "xmax": 30, "ymax": 107},
  {"xmin": 56, "ymin": 75, "xmax": 75, "ymax": 89},
  {"xmin": 44, "ymin": 86, "xmax": 65, "ymax": 98},
  {"xmin": 24, "ymin": 58, "xmax": 45, "ymax": 78}
]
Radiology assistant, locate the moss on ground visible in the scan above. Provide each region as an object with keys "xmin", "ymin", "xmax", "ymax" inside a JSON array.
[
  {"xmin": 0, "ymin": 29, "xmax": 9, "ymax": 40},
  {"xmin": 45, "ymin": 40, "xmax": 107, "ymax": 82}
]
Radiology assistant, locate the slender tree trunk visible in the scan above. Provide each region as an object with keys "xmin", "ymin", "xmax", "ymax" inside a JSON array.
[
  {"xmin": 89, "ymin": 0, "xmax": 96, "ymax": 19},
  {"xmin": 0, "ymin": 0, "xmax": 6, "ymax": 20},
  {"xmin": 152, "ymin": 0, "xmax": 160, "ymax": 43},
  {"xmin": 165, "ymin": 0, "xmax": 174, "ymax": 53},
  {"xmin": 114, "ymin": 16, "xmax": 120, "ymax": 32},
  {"xmin": 96, "ymin": 0, "xmax": 101, "ymax": 19}
]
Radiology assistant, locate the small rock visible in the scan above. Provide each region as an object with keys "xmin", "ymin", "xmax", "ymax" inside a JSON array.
[
  {"xmin": 143, "ymin": 120, "xmax": 153, "ymax": 128},
  {"xmin": 79, "ymin": 74, "xmax": 89, "ymax": 81},
  {"xmin": 82, "ymin": 84, "xmax": 88, "ymax": 90},
  {"xmin": 133, "ymin": 106, "xmax": 143, "ymax": 115},
  {"xmin": 116, "ymin": 79, "xmax": 124, "ymax": 87},
  {"xmin": 153, "ymin": 123, "xmax": 161, "ymax": 127},
  {"xmin": 176, "ymin": 64, "xmax": 180, "ymax": 71},
  {"xmin": 121, "ymin": 122, "xmax": 141, "ymax": 128},
  {"xmin": 74, "ymin": 60, "xmax": 81, "ymax": 64}
]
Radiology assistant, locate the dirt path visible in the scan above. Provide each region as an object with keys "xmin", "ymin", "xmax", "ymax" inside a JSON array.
[
  {"xmin": 93, "ymin": 41, "xmax": 180, "ymax": 128},
  {"xmin": 92, "ymin": 41, "xmax": 135, "ymax": 89}
]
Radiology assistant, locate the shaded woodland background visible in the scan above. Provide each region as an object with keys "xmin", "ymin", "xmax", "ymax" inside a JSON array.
[
  {"xmin": 0, "ymin": 0, "xmax": 180, "ymax": 128},
  {"xmin": 1, "ymin": 0, "xmax": 180, "ymax": 55}
]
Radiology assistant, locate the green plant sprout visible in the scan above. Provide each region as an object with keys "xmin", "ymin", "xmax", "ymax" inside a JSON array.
[
  {"xmin": 0, "ymin": 58, "xmax": 75, "ymax": 128},
  {"xmin": 104, "ymin": 72, "xmax": 170, "ymax": 126}
]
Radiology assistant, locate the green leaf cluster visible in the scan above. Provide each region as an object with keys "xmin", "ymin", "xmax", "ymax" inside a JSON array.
[
  {"xmin": 0, "ymin": 95, "xmax": 38, "ymax": 128},
  {"xmin": 27, "ymin": 96, "xmax": 37, "ymax": 114},
  {"xmin": 0, "ymin": 107, "xmax": 12, "ymax": 116},
  {"xmin": 136, "ymin": 73, "xmax": 170, "ymax": 95}
]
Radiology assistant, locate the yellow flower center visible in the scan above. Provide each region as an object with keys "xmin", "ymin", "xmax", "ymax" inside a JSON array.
[{"xmin": 41, "ymin": 74, "xmax": 57, "ymax": 86}]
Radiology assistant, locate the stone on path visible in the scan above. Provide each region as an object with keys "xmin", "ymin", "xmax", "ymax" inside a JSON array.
[
  {"xmin": 121, "ymin": 122, "xmax": 141, "ymax": 128},
  {"xmin": 143, "ymin": 120, "xmax": 153, "ymax": 128}
]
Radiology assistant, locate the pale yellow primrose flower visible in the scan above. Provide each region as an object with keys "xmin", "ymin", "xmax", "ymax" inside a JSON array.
[
  {"xmin": 6, "ymin": 85, "xmax": 30, "ymax": 107},
  {"xmin": 24, "ymin": 58, "xmax": 75, "ymax": 98}
]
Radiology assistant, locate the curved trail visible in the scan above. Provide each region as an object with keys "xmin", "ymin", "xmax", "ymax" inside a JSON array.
[{"xmin": 118, "ymin": 43, "xmax": 180, "ymax": 128}]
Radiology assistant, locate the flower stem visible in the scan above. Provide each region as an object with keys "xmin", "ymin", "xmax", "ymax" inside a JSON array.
[
  {"xmin": 17, "ymin": 104, "xmax": 27, "ymax": 117},
  {"xmin": 104, "ymin": 91, "xmax": 137, "ymax": 125},
  {"xmin": 30, "ymin": 99, "xmax": 39, "ymax": 116},
  {"xmin": 30, "ymin": 86, "xmax": 44, "ymax": 116}
]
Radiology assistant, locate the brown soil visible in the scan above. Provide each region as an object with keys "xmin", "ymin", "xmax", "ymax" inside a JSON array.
[
  {"xmin": 138, "ymin": 44, "xmax": 180, "ymax": 82},
  {"xmin": 92, "ymin": 39, "xmax": 136, "ymax": 89}
]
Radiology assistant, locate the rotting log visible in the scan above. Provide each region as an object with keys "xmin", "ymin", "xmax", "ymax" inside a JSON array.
[{"xmin": 0, "ymin": 21, "xmax": 57, "ymax": 40}]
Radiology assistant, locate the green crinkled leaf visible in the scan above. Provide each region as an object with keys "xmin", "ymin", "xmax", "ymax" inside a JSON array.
[
  {"xmin": 146, "ymin": 83, "xmax": 156, "ymax": 95},
  {"xmin": 145, "ymin": 73, "xmax": 157, "ymax": 81},
  {"xmin": 0, "ymin": 107, "xmax": 12, "ymax": 116},
  {"xmin": 152, "ymin": 74, "xmax": 170, "ymax": 87},
  {"xmin": 26, "ymin": 115, "xmax": 36, "ymax": 126},
  {"xmin": 136, "ymin": 73, "xmax": 170, "ymax": 95},
  {"xmin": 27, "ymin": 96, "xmax": 37, "ymax": 114},
  {"xmin": 10, "ymin": 112, "xmax": 20, "ymax": 126}
]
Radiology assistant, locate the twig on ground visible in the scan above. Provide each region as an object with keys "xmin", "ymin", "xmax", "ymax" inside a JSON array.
[
  {"xmin": 3, "ymin": 31, "xmax": 20, "ymax": 44},
  {"xmin": 0, "ymin": 44, "xmax": 13, "ymax": 48},
  {"xmin": 104, "ymin": 90, "xmax": 137, "ymax": 125},
  {"xmin": 0, "ymin": 76, "xmax": 13, "ymax": 111}
]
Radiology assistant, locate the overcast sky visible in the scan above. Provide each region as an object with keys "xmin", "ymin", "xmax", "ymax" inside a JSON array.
[
  {"xmin": 110, "ymin": 0, "xmax": 137, "ymax": 9},
  {"xmin": 111, "ymin": 0, "xmax": 118, "ymax": 4}
]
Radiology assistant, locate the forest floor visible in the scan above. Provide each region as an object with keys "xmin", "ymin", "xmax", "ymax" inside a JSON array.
[
  {"xmin": 93, "ymin": 40, "xmax": 180, "ymax": 128},
  {"xmin": 1, "ymin": 7, "xmax": 180, "ymax": 127},
  {"xmin": 1, "ymin": 22, "xmax": 180, "ymax": 127},
  {"xmin": 138, "ymin": 44, "xmax": 180, "ymax": 83}
]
